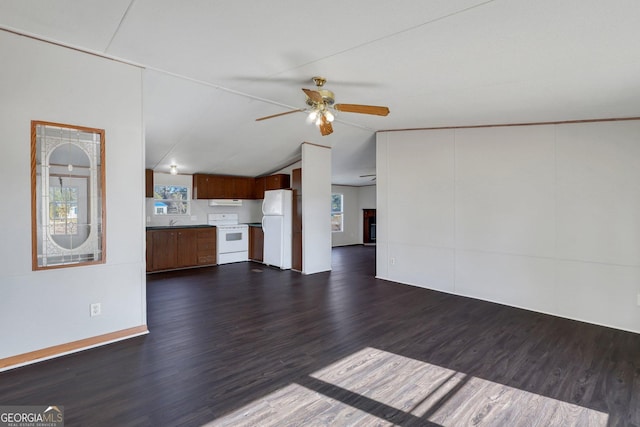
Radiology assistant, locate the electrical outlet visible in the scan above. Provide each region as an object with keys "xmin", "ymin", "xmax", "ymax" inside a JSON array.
[
  {"xmin": 637, "ymin": 292, "xmax": 640, "ymax": 307},
  {"xmin": 90, "ymin": 303, "xmax": 101, "ymax": 317},
  {"xmin": 391, "ymin": 257, "xmax": 396, "ymax": 265}
]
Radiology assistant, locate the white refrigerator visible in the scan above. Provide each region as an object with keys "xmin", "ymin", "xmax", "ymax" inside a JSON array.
[{"xmin": 262, "ymin": 189, "xmax": 293, "ymax": 269}]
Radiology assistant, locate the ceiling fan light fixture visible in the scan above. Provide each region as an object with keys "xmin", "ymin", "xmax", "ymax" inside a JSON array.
[
  {"xmin": 255, "ymin": 76, "xmax": 389, "ymax": 137},
  {"xmin": 324, "ymin": 110, "xmax": 334, "ymax": 122}
]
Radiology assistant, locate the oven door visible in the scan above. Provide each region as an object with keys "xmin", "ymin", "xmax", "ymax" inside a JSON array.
[{"xmin": 216, "ymin": 226, "xmax": 249, "ymax": 264}]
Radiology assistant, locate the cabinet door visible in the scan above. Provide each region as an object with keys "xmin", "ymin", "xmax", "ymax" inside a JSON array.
[
  {"xmin": 249, "ymin": 226, "xmax": 264, "ymax": 261},
  {"xmin": 177, "ymin": 229, "xmax": 198, "ymax": 267},
  {"xmin": 292, "ymin": 168, "xmax": 302, "ymax": 193},
  {"xmin": 265, "ymin": 174, "xmax": 290, "ymax": 190},
  {"xmin": 150, "ymin": 230, "xmax": 178, "ymax": 271},
  {"xmin": 254, "ymin": 176, "xmax": 266, "ymax": 199},
  {"xmin": 234, "ymin": 177, "xmax": 255, "ymax": 199},
  {"xmin": 192, "ymin": 174, "xmax": 211, "ymax": 199},
  {"xmin": 208, "ymin": 176, "xmax": 233, "ymax": 198}
]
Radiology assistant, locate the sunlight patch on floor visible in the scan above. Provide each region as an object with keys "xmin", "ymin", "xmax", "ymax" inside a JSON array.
[
  {"xmin": 204, "ymin": 347, "xmax": 609, "ymax": 426},
  {"xmin": 204, "ymin": 383, "xmax": 388, "ymax": 427}
]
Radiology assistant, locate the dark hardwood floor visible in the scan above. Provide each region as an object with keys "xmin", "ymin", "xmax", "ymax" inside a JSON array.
[{"xmin": 1, "ymin": 246, "xmax": 639, "ymax": 426}]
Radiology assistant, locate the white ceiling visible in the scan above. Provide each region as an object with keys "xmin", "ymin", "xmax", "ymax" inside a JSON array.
[{"xmin": 2, "ymin": 0, "xmax": 639, "ymax": 185}]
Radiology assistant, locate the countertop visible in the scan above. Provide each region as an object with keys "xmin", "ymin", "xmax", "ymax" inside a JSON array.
[
  {"xmin": 146, "ymin": 224, "xmax": 215, "ymax": 231},
  {"xmin": 246, "ymin": 223, "xmax": 262, "ymax": 227}
]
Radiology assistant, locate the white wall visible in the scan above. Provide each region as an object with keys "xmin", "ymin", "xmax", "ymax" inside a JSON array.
[
  {"xmin": 331, "ymin": 185, "xmax": 376, "ymax": 246},
  {"xmin": 0, "ymin": 31, "xmax": 146, "ymax": 359},
  {"xmin": 302, "ymin": 143, "xmax": 332, "ymax": 274},
  {"xmin": 377, "ymin": 121, "xmax": 640, "ymax": 333}
]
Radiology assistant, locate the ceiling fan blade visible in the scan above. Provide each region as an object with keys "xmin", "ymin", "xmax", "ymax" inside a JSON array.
[
  {"xmin": 318, "ymin": 116, "xmax": 333, "ymax": 136},
  {"xmin": 256, "ymin": 109, "xmax": 304, "ymax": 121},
  {"xmin": 334, "ymin": 104, "xmax": 390, "ymax": 116},
  {"xmin": 302, "ymin": 88, "xmax": 324, "ymax": 104}
]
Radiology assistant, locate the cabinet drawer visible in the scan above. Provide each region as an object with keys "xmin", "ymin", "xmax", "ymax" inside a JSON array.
[
  {"xmin": 198, "ymin": 239, "xmax": 216, "ymax": 251},
  {"xmin": 197, "ymin": 254, "xmax": 216, "ymax": 265}
]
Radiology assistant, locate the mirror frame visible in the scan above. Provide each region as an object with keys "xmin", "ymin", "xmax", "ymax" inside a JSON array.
[{"xmin": 31, "ymin": 120, "xmax": 106, "ymax": 270}]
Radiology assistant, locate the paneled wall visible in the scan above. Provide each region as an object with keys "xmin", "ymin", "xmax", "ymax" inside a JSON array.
[
  {"xmin": 376, "ymin": 120, "xmax": 640, "ymax": 333},
  {"xmin": 0, "ymin": 31, "xmax": 146, "ymax": 361},
  {"xmin": 302, "ymin": 143, "xmax": 332, "ymax": 274}
]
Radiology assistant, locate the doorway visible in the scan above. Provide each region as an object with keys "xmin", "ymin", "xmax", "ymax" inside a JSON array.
[{"xmin": 363, "ymin": 209, "xmax": 376, "ymax": 245}]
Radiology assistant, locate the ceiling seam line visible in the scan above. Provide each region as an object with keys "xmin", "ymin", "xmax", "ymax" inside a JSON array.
[
  {"xmin": 267, "ymin": 0, "xmax": 499, "ymax": 76},
  {"xmin": 104, "ymin": 0, "xmax": 138, "ymax": 53},
  {"xmin": 144, "ymin": 66, "xmax": 378, "ymax": 132}
]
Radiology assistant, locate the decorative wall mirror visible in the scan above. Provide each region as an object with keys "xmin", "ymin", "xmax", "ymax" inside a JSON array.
[{"xmin": 31, "ymin": 121, "xmax": 106, "ymax": 270}]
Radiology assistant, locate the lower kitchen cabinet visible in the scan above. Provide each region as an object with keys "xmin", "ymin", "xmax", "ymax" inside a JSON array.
[
  {"xmin": 249, "ymin": 226, "xmax": 264, "ymax": 262},
  {"xmin": 146, "ymin": 227, "xmax": 216, "ymax": 272}
]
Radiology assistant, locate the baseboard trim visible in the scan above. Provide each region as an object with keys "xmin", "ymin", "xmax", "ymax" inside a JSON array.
[{"xmin": 0, "ymin": 325, "xmax": 149, "ymax": 372}]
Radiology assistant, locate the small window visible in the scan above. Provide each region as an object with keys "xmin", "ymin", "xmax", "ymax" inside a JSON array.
[
  {"xmin": 154, "ymin": 185, "xmax": 190, "ymax": 215},
  {"xmin": 331, "ymin": 193, "xmax": 343, "ymax": 232}
]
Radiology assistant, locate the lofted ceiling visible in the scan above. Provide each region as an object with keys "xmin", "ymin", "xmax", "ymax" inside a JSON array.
[{"xmin": 1, "ymin": 1, "xmax": 639, "ymax": 185}]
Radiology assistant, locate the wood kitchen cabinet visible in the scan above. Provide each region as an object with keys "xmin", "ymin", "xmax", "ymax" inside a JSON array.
[
  {"xmin": 192, "ymin": 174, "xmax": 213, "ymax": 199},
  {"xmin": 145, "ymin": 169, "xmax": 154, "ymax": 198},
  {"xmin": 193, "ymin": 173, "xmax": 255, "ymax": 199},
  {"xmin": 194, "ymin": 173, "xmax": 290, "ymax": 200},
  {"xmin": 147, "ymin": 229, "xmax": 177, "ymax": 271},
  {"xmin": 146, "ymin": 227, "xmax": 216, "ymax": 272},
  {"xmin": 176, "ymin": 229, "xmax": 198, "ymax": 268},
  {"xmin": 291, "ymin": 168, "xmax": 302, "ymax": 271},
  {"xmin": 234, "ymin": 176, "xmax": 255, "ymax": 199},
  {"xmin": 249, "ymin": 226, "xmax": 264, "ymax": 262},
  {"xmin": 254, "ymin": 173, "xmax": 290, "ymax": 199},
  {"xmin": 265, "ymin": 174, "xmax": 290, "ymax": 191},
  {"xmin": 253, "ymin": 176, "xmax": 266, "ymax": 199},
  {"xmin": 196, "ymin": 228, "xmax": 216, "ymax": 265}
]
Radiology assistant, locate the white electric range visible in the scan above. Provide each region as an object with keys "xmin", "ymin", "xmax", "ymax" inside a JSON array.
[{"xmin": 207, "ymin": 213, "xmax": 249, "ymax": 264}]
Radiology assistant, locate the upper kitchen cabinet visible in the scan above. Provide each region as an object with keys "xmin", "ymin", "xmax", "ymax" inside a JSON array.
[
  {"xmin": 193, "ymin": 173, "xmax": 290, "ymax": 200},
  {"xmin": 254, "ymin": 176, "xmax": 266, "ymax": 199},
  {"xmin": 193, "ymin": 174, "xmax": 245, "ymax": 199},
  {"xmin": 255, "ymin": 173, "xmax": 291, "ymax": 199},
  {"xmin": 234, "ymin": 176, "xmax": 255, "ymax": 199},
  {"xmin": 265, "ymin": 174, "xmax": 290, "ymax": 191}
]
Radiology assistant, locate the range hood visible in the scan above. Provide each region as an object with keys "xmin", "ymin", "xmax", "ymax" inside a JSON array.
[{"xmin": 208, "ymin": 199, "xmax": 243, "ymax": 207}]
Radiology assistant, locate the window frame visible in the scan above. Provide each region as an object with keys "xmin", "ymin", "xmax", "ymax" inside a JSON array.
[
  {"xmin": 153, "ymin": 184, "xmax": 191, "ymax": 216},
  {"xmin": 331, "ymin": 193, "xmax": 344, "ymax": 233},
  {"xmin": 31, "ymin": 120, "xmax": 106, "ymax": 270}
]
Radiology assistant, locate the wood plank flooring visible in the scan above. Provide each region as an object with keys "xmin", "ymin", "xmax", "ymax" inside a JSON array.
[{"xmin": 1, "ymin": 246, "xmax": 639, "ymax": 426}]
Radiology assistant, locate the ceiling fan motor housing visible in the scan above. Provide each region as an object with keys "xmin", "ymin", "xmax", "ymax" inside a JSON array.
[{"xmin": 305, "ymin": 89, "xmax": 335, "ymax": 107}]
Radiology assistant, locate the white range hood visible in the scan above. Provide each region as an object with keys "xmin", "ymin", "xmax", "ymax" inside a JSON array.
[{"xmin": 208, "ymin": 199, "xmax": 242, "ymax": 206}]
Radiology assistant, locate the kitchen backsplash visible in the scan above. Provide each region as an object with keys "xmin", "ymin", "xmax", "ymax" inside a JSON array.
[{"xmin": 145, "ymin": 198, "xmax": 262, "ymax": 227}]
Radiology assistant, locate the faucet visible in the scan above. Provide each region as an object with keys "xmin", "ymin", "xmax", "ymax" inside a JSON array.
[{"xmin": 169, "ymin": 219, "xmax": 178, "ymax": 227}]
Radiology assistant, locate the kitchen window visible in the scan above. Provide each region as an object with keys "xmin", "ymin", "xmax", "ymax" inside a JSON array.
[
  {"xmin": 154, "ymin": 185, "xmax": 190, "ymax": 215},
  {"xmin": 331, "ymin": 193, "xmax": 343, "ymax": 232}
]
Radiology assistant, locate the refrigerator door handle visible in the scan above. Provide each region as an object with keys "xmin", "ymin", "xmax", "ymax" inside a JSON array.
[{"xmin": 261, "ymin": 217, "xmax": 266, "ymax": 231}]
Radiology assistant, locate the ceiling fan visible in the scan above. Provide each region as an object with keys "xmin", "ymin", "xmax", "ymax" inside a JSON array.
[{"xmin": 256, "ymin": 77, "xmax": 390, "ymax": 136}]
